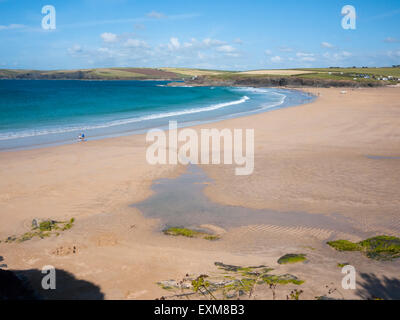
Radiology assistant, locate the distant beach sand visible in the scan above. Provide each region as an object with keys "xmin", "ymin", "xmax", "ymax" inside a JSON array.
[{"xmin": 1, "ymin": 86, "xmax": 399, "ymax": 299}]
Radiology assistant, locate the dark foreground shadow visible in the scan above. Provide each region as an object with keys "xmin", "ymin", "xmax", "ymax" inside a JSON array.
[
  {"xmin": 356, "ymin": 272, "xmax": 400, "ymax": 300},
  {"xmin": 0, "ymin": 266, "xmax": 104, "ymax": 300}
]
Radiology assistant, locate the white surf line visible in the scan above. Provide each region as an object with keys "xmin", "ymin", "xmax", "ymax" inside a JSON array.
[{"xmin": 0, "ymin": 96, "xmax": 250, "ymax": 141}]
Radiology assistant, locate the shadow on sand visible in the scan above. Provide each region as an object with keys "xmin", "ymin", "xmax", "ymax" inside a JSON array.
[
  {"xmin": 356, "ymin": 272, "xmax": 400, "ymax": 300},
  {"xmin": 0, "ymin": 263, "xmax": 104, "ymax": 300}
]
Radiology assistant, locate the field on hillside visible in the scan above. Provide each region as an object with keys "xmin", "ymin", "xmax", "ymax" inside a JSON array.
[
  {"xmin": 206, "ymin": 67, "xmax": 400, "ymax": 85},
  {"xmin": 0, "ymin": 68, "xmax": 187, "ymax": 80},
  {"xmin": 160, "ymin": 67, "xmax": 229, "ymax": 77},
  {"xmin": 239, "ymin": 70, "xmax": 314, "ymax": 76},
  {"xmin": 297, "ymin": 67, "xmax": 400, "ymax": 78}
]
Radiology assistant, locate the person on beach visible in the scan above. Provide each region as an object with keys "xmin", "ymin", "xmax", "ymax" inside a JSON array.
[{"xmin": 78, "ymin": 133, "xmax": 85, "ymax": 142}]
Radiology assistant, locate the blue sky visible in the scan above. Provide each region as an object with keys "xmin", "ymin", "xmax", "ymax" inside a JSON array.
[{"xmin": 0, "ymin": 0, "xmax": 399, "ymax": 70}]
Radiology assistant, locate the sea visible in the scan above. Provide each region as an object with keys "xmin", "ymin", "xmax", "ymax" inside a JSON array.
[{"xmin": 0, "ymin": 80, "xmax": 314, "ymax": 150}]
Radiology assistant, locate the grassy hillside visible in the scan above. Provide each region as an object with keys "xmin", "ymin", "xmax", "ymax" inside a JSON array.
[
  {"xmin": 0, "ymin": 68, "xmax": 188, "ymax": 80},
  {"xmin": 160, "ymin": 67, "xmax": 230, "ymax": 76},
  {"xmin": 200, "ymin": 67, "xmax": 400, "ymax": 86},
  {"xmin": 238, "ymin": 69, "xmax": 314, "ymax": 76},
  {"xmin": 0, "ymin": 67, "xmax": 229, "ymax": 80},
  {"xmin": 1, "ymin": 67, "xmax": 399, "ymax": 86},
  {"xmin": 297, "ymin": 67, "xmax": 400, "ymax": 78}
]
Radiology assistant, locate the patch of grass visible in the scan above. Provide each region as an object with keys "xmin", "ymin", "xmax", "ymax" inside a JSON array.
[
  {"xmin": 157, "ymin": 283, "xmax": 174, "ymax": 291},
  {"xmin": 277, "ymin": 253, "xmax": 307, "ymax": 265},
  {"xmin": 327, "ymin": 235, "xmax": 400, "ymax": 261},
  {"xmin": 39, "ymin": 220, "xmax": 55, "ymax": 231},
  {"xmin": 327, "ymin": 240, "xmax": 360, "ymax": 251},
  {"xmin": 61, "ymin": 218, "xmax": 75, "ymax": 231},
  {"xmin": 163, "ymin": 227, "xmax": 198, "ymax": 238},
  {"xmin": 4, "ymin": 236, "xmax": 17, "ymax": 243},
  {"xmin": 204, "ymin": 235, "xmax": 220, "ymax": 241},
  {"xmin": 359, "ymin": 236, "xmax": 400, "ymax": 260},
  {"xmin": 215, "ymin": 262, "xmax": 242, "ymax": 272},
  {"xmin": 288, "ymin": 289, "xmax": 304, "ymax": 300},
  {"xmin": 238, "ymin": 267, "xmax": 274, "ymax": 277},
  {"xmin": 163, "ymin": 227, "xmax": 220, "ymax": 241},
  {"xmin": 261, "ymin": 274, "xmax": 304, "ymax": 285},
  {"xmin": 4, "ymin": 218, "xmax": 75, "ymax": 243},
  {"xmin": 337, "ymin": 262, "xmax": 350, "ymax": 268},
  {"xmin": 223, "ymin": 278, "xmax": 256, "ymax": 293},
  {"xmin": 156, "ymin": 261, "xmax": 304, "ymax": 300},
  {"xmin": 19, "ymin": 232, "xmax": 37, "ymax": 242}
]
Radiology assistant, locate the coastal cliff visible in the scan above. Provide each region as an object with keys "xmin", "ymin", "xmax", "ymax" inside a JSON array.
[{"xmin": 181, "ymin": 75, "xmax": 384, "ymax": 88}]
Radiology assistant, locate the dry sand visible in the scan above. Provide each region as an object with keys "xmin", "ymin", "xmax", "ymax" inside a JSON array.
[{"xmin": 0, "ymin": 87, "xmax": 399, "ymax": 300}]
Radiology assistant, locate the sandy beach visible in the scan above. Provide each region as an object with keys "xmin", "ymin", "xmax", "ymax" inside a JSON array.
[{"xmin": 1, "ymin": 86, "xmax": 400, "ymax": 300}]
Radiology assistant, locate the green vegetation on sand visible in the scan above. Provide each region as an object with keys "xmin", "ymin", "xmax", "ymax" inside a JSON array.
[
  {"xmin": 157, "ymin": 261, "xmax": 304, "ymax": 300},
  {"xmin": 277, "ymin": 253, "xmax": 307, "ymax": 264},
  {"xmin": 337, "ymin": 262, "xmax": 350, "ymax": 268},
  {"xmin": 326, "ymin": 240, "xmax": 360, "ymax": 251},
  {"xmin": 163, "ymin": 227, "xmax": 220, "ymax": 241},
  {"xmin": 3, "ymin": 218, "xmax": 75, "ymax": 243},
  {"xmin": 327, "ymin": 235, "xmax": 400, "ymax": 261},
  {"xmin": 261, "ymin": 274, "xmax": 304, "ymax": 285}
]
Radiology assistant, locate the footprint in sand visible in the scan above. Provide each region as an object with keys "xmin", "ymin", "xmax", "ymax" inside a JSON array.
[{"xmin": 52, "ymin": 244, "xmax": 79, "ymax": 256}]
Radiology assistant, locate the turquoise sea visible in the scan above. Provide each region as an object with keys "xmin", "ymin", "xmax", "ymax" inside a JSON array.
[{"xmin": 0, "ymin": 80, "xmax": 314, "ymax": 150}]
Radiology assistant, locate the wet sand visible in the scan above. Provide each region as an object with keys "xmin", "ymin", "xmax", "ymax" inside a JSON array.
[
  {"xmin": 0, "ymin": 86, "xmax": 400, "ymax": 299},
  {"xmin": 202, "ymin": 87, "xmax": 400, "ymax": 235}
]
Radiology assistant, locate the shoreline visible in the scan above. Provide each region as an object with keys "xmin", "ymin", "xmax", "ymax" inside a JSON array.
[{"xmin": 1, "ymin": 86, "xmax": 400, "ymax": 299}]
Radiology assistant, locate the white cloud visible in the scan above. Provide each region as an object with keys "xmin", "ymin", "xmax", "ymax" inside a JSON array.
[
  {"xmin": 0, "ymin": 24, "xmax": 25, "ymax": 31},
  {"xmin": 134, "ymin": 23, "xmax": 146, "ymax": 30},
  {"xmin": 183, "ymin": 41, "xmax": 194, "ymax": 48},
  {"xmin": 123, "ymin": 39, "xmax": 148, "ymax": 48},
  {"xmin": 147, "ymin": 11, "xmax": 165, "ymax": 19},
  {"xmin": 300, "ymin": 57, "xmax": 316, "ymax": 62},
  {"xmin": 203, "ymin": 38, "xmax": 225, "ymax": 46},
  {"xmin": 101, "ymin": 32, "xmax": 118, "ymax": 43},
  {"xmin": 233, "ymin": 38, "xmax": 243, "ymax": 44},
  {"xmin": 388, "ymin": 50, "xmax": 400, "ymax": 57},
  {"xmin": 216, "ymin": 45, "xmax": 236, "ymax": 53},
  {"xmin": 67, "ymin": 34, "xmax": 244, "ymax": 70},
  {"xmin": 279, "ymin": 46, "xmax": 293, "ymax": 52},
  {"xmin": 270, "ymin": 56, "xmax": 283, "ymax": 63},
  {"xmin": 384, "ymin": 37, "xmax": 399, "ymax": 43},
  {"xmin": 67, "ymin": 44, "xmax": 83, "ymax": 54},
  {"xmin": 168, "ymin": 37, "xmax": 180, "ymax": 50},
  {"xmin": 296, "ymin": 52, "xmax": 316, "ymax": 61},
  {"xmin": 265, "ymin": 49, "xmax": 272, "ymax": 55},
  {"xmin": 323, "ymin": 51, "xmax": 353, "ymax": 61},
  {"xmin": 98, "ymin": 47, "xmax": 110, "ymax": 53},
  {"xmin": 172, "ymin": 37, "xmax": 228, "ymax": 51},
  {"xmin": 296, "ymin": 52, "xmax": 314, "ymax": 57},
  {"xmin": 321, "ymin": 42, "xmax": 334, "ymax": 48},
  {"xmin": 341, "ymin": 51, "xmax": 352, "ymax": 57},
  {"xmin": 225, "ymin": 52, "xmax": 240, "ymax": 58}
]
